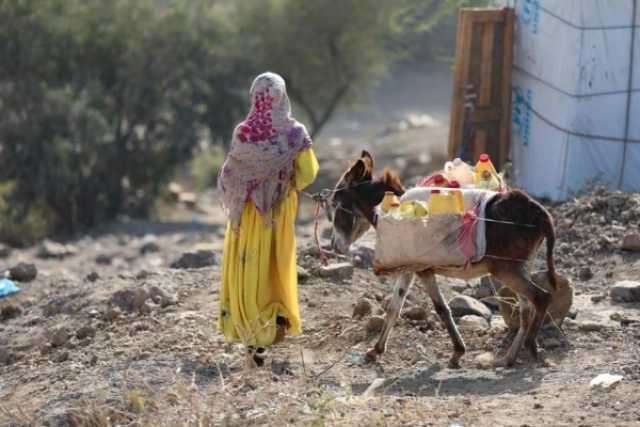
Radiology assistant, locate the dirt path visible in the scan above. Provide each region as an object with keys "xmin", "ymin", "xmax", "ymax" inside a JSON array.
[{"xmin": 1, "ymin": 63, "xmax": 640, "ymax": 426}]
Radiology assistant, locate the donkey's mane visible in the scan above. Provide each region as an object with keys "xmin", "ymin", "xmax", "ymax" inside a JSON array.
[{"xmin": 377, "ymin": 168, "xmax": 405, "ymax": 194}]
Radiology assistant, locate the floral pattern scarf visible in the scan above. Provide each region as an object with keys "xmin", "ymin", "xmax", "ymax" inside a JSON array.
[{"xmin": 218, "ymin": 72, "xmax": 312, "ymax": 230}]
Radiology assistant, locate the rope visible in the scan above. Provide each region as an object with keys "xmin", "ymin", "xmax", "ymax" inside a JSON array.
[
  {"xmin": 312, "ymin": 200, "xmax": 329, "ymax": 267},
  {"xmin": 512, "ymin": 86, "xmax": 640, "ymax": 144}
]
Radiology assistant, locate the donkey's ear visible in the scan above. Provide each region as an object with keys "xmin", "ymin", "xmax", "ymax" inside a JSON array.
[
  {"xmin": 345, "ymin": 159, "xmax": 369, "ymax": 184},
  {"xmin": 361, "ymin": 150, "xmax": 374, "ymax": 171}
]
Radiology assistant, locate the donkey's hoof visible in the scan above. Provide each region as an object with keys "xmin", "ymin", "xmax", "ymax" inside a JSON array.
[{"xmin": 364, "ymin": 348, "xmax": 378, "ymax": 364}]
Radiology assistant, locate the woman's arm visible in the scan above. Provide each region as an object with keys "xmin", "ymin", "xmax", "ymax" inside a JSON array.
[{"xmin": 293, "ymin": 148, "xmax": 319, "ymax": 191}]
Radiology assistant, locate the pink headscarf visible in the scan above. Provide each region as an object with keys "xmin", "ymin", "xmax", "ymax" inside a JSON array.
[{"xmin": 218, "ymin": 72, "xmax": 312, "ymax": 229}]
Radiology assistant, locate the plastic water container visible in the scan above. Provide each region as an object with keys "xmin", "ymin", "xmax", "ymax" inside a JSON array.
[
  {"xmin": 477, "ymin": 170, "xmax": 501, "ymax": 191},
  {"xmin": 447, "ymin": 181, "xmax": 466, "ymax": 213},
  {"xmin": 380, "ymin": 191, "xmax": 400, "ymax": 213},
  {"xmin": 398, "ymin": 200, "xmax": 428, "ymax": 218},
  {"xmin": 427, "ymin": 189, "xmax": 464, "ymax": 215},
  {"xmin": 444, "ymin": 158, "xmax": 476, "ymax": 186},
  {"xmin": 475, "ymin": 153, "xmax": 498, "ymax": 182}
]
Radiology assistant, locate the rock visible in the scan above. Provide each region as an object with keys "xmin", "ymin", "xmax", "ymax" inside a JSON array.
[
  {"xmin": 9, "ymin": 263, "xmax": 37, "ymax": 282},
  {"xmin": 621, "ymin": 233, "xmax": 640, "ymax": 251},
  {"xmin": 38, "ymin": 240, "xmax": 77, "ymax": 259},
  {"xmin": 320, "ymin": 228, "xmax": 332, "ymax": 240},
  {"xmin": 86, "ymin": 272, "xmax": 100, "ymax": 282},
  {"xmin": 297, "ymin": 266, "xmax": 311, "ymax": 283},
  {"xmin": 610, "ymin": 280, "xmax": 640, "ymax": 303},
  {"xmin": 140, "ymin": 236, "xmax": 160, "ymax": 255},
  {"xmin": 148, "ymin": 286, "xmax": 177, "ymax": 308},
  {"xmin": 0, "ymin": 348, "xmax": 16, "ymax": 366},
  {"xmin": 499, "ymin": 271, "xmax": 574, "ymax": 331},
  {"xmin": 104, "ymin": 307, "xmax": 121, "ymax": 322},
  {"xmin": 0, "ymin": 304, "xmax": 23, "ymax": 321},
  {"xmin": 475, "ymin": 276, "xmax": 503, "ymax": 299},
  {"xmin": 351, "ymin": 245, "xmax": 375, "ymax": 268},
  {"xmin": 170, "ymin": 250, "xmax": 218, "ymax": 269},
  {"xmin": 135, "ymin": 270, "xmax": 151, "ymax": 280},
  {"xmin": 317, "ymin": 262, "xmax": 354, "ymax": 281},
  {"xmin": 578, "ymin": 267, "xmax": 593, "ymax": 281},
  {"xmin": 542, "ymin": 338, "xmax": 562, "ymax": 349},
  {"xmin": 50, "ymin": 328, "xmax": 70, "ymax": 347},
  {"xmin": 578, "ymin": 322, "xmax": 606, "ymax": 333},
  {"xmin": 366, "ymin": 316, "xmax": 385, "ymax": 334},
  {"xmin": 76, "ymin": 326, "xmax": 95, "ymax": 340},
  {"xmin": 449, "ymin": 295, "xmax": 492, "ymax": 320},
  {"xmin": 474, "ymin": 352, "xmax": 495, "ymax": 369},
  {"xmin": 179, "ymin": 192, "xmax": 198, "ymax": 208},
  {"xmin": 110, "ymin": 288, "xmax": 148, "ymax": 312},
  {"xmin": 0, "ymin": 243, "xmax": 11, "ymax": 258},
  {"xmin": 95, "ymin": 254, "xmax": 113, "ymax": 265},
  {"xmin": 458, "ymin": 315, "xmax": 489, "ymax": 331},
  {"xmin": 352, "ymin": 299, "xmax": 372, "ymax": 319},
  {"xmin": 53, "ymin": 351, "xmax": 69, "ymax": 363},
  {"xmin": 402, "ymin": 306, "xmax": 428, "ymax": 321}
]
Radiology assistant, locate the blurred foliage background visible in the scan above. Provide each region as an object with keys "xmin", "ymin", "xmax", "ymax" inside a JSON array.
[{"xmin": 0, "ymin": 0, "xmax": 486, "ymax": 245}]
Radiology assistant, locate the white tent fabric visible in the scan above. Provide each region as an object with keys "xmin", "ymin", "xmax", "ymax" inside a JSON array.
[{"xmin": 493, "ymin": 0, "xmax": 640, "ymax": 200}]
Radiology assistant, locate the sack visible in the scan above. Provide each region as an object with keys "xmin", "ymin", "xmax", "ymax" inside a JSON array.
[
  {"xmin": 373, "ymin": 213, "xmax": 467, "ymax": 275},
  {"xmin": 372, "ymin": 190, "xmax": 497, "ymax": 276}
]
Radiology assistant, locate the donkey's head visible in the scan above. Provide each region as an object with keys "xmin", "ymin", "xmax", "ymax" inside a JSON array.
[{"xmin": 328, "ymin": 150, "xmax": 404, "ymax": 254}]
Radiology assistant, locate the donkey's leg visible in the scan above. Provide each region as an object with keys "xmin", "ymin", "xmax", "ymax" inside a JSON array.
[
  {"xmin": 416, "ymin": 270, "xmax": 466, "ymax": 369},
  {"xmin": 365, "ymin": 273, "xmax": 413, "ymax": 363},
  {"xmin": 491, "ymin": 265, "xmax": 551, "ymax": 367}
]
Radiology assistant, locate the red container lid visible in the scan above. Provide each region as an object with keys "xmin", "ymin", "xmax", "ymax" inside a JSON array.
[
  {"xmin": 479, "ymin": 153, "xmax": 490, "ymax": 163},
  {"xmin": 433, "ymin": 174, "xmax": 445, "ymax": 184},
  {"xmin": 449, "ymin": 180, "xmax": 461, "ymax": 188},
  {"xmin": 430, "ymin": 189, "xmax": 441, "ymax": 194}
]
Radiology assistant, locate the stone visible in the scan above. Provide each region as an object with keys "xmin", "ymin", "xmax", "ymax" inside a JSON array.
[
  {"xmin": 139, "ymin": 236, "xmax": 160, "ymax": 255},
  {"xmin": 578, "ymin": 322, "xmax": 606, "ymax": 333},
  {"xmin": 50, "ymin": 328, "xmax": 70, "ymax": 347},
  {"xmin": 53, "ymin": 351, "xmax": 69, "ymax": 363},
  {"xmin": 317, "ymin": 262, "xmax": 354, "ymax": 281},
  {"xmin": 578, "ymin": 267, "xmax": 594, "ymax": 281},
  {"xmin": 402, "ymin": 306, "xmax": 428, "ymax": 321},
  {"xmin": 621, "ymin": 233, "xmax": 640, "ymax": 251},
  {"xmin": 448, "ymin": 295, "xmax": 492, "ymax": 320},
  {"xmin": 542, "ymin": 338, "xmax": 563, "ymax": 349},
  {"xmin": 95, "ymin": 254, "xmax": 113, "ymax": 265},
  {"xmin": 76, "ymin": 326, "xmax": 95, "ymax": 340},
  {"xmin": 148, "ymin": 286, "xmax": 177, "ymax": 308},
  {"xmin": 110, "ymin": 288, "xmax": 148, "ymax": 312},
  {"xmin": 104, "ymin": 307, "xmax": 121, "ymax": 322},
  {"xmin": 170, "ymin": 250, "xmax": 218, "ymax": 269},
  {"xmin": 0, "ymin": 304, "xmax": 22, "ymax": 321},
  {"xmin": 366, "ymin": 316, "xmax": 385, "ymax": 334},
  {"xmin": 352, "ymin": 299, "xmax": 372, "ymax": 319},
  {"xmin": 0, "ymin": 348, "xmax": 16, "ymax": 366},
  {"xmin": 475, "ymin": 276, "xmax": 503, "ymax": 300},
  {"xmin": 38, "ymin": 240, "xmax": 76, "ymax": 259},
  {"xmin": 297, "ymin": 266, "xmax": 311, "ymax": 283},
  {"xmin": 458, "ymin": 315, "xmax": 489, "ymax": 331},
  {"xmin": 610, "ymin": 281, "xmax": 640, "ymax": 303},
  {"xmin": 86, "ymin": 272, "xmax": 100, "ymax": 282},
  {"xmin": 351, "ymin": 245, "xmax": 375, "ymax": 268},
  {"xmin": 474, "ymin": 352, "xmax": 495, "ymax": 369},
  {"xmin": 9, "ymin": 263, "xmax": 37, "ymax": 282},
  {"xmin": 0, "ymin": 243, "xmax": 11, "ymax": 258}
]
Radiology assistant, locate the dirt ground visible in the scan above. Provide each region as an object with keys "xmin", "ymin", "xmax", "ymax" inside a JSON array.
[{"xmin": 1, "ymin": 63, "xmax": 640, "ymax": 427}]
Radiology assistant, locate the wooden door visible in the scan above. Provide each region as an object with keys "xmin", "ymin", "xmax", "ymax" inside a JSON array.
[{"xmin": 448, "ymin": 7, "xmax": 515, "ymax": 171}]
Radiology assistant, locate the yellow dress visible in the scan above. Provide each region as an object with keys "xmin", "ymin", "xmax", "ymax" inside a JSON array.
[{"xmin": 218, "ymin": 148, "xmax": 319, "ymax": 347}]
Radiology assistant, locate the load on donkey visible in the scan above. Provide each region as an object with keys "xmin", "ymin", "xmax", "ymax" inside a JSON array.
[{"xmin": 326, "ymin": 150, "xmax": 573, "ymax": 369}]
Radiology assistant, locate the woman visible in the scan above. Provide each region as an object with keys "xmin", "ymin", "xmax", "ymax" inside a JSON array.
[{"xmin": 217, "ymin": 72, "xmax": 319, "ymax": 366}]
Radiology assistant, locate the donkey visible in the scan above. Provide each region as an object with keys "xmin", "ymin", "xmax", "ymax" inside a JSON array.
[{"xmin": 328, "ymin": 151, "xmax": 557, "ymax": 368}]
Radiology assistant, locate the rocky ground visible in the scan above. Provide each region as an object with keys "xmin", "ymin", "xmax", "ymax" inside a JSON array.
[{"xmin": 1, "ymin": 64, "xmax": 640, "ymax": 426}]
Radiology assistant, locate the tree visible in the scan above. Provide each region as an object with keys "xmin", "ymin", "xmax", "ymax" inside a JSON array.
[{"xmin": 232, "ymin": 0, "xmax": 397, "ymax": 138}]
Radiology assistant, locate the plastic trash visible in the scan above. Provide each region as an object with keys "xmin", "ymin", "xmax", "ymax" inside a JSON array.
[
  {"xmin": 444, "ymin": 157, "xmax": 476, "ymax": 186},
  {"xmin": 590, "ymin": 373, "xmax": 623, "ymax": 389},
  {"xmin": 0, "ymin": 278, "xmax": 21, "ymax": 298}
]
